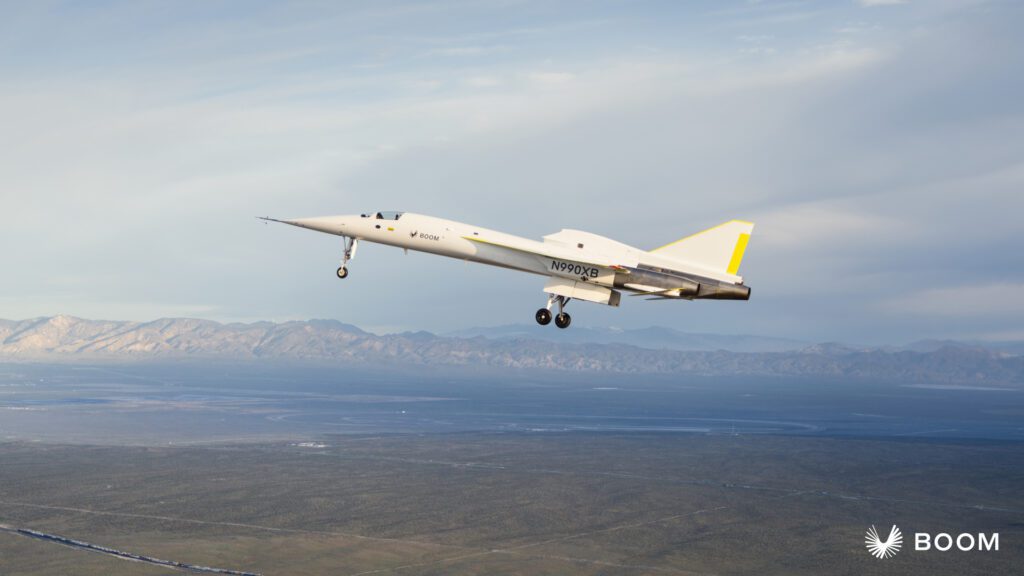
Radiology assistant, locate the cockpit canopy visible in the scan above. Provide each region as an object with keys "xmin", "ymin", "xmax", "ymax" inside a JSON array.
[{"xmin": 360, "ymin": 211, "xmax": 404, "ymax": 220}]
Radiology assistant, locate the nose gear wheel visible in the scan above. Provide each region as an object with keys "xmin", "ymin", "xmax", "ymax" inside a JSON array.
[{"xmin": 335, "ymin": 237, "xmax": 358, "ymax": 280}]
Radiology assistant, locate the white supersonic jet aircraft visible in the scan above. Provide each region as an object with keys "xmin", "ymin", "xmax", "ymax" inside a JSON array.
[{"xmin": 261, "ymin": 211, "xmax": 753, "ymax": 329}]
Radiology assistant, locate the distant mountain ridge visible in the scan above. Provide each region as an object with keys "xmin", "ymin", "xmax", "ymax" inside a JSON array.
[
  {"xmin": 444, "ymin": 324, "xmax": 808, "ymax": 353},
  {"xmin": 0, "ymin": 316, "xmax": 1021, "ymax": 386}
]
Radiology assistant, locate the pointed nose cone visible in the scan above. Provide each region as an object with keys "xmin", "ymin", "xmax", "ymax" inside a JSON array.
[{"xmin": 281, "ymin": 216, "xmax": 350, "ymax": 235}]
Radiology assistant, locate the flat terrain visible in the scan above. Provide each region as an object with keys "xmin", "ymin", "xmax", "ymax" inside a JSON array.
[
  {"xmin": 1, "ymin": 434, "xmax": 1021, "ymax": 575},
  {"xmin": 2, "ymin": 362, "xmax": 1022, "ymax": 445},
  {"xmin": 1, "ymin": 363, "xmax": 1021, "ymax": 574}
]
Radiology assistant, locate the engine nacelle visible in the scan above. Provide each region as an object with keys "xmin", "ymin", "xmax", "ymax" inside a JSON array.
[{"xmin": 694, "ymin": 282, "xmax": 750, "ymax": 300}]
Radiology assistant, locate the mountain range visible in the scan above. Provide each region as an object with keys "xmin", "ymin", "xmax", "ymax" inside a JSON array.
[
  {"xmin": 0, "ymin": 315, "xmax": 1021, "ymax": 386},
  {"xmin": 444, "ymin": 324, "xmax": 808, "ymax": 353}
]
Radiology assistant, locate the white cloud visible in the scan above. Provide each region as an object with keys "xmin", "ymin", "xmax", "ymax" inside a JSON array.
[
  {"xmin": 858, "ymin": 0, "xmax": 908, "ymax": 7},
  {"xmin": 752, "ymin": 202, "xmax": 914, "ymax": 251},
  {"xmin": 422, "ymin": 44, "xmax": 510, "ymax": 57},
  {"xmin": 882, "ymin": 283, "xmax": 1024, "ymax": 317},
  {"xmin": 464, "ymin": 75, "xmax": 502, "ymax": 88},
  {"xmin": 737, "ymin": 34, "xmax": 774, "ymax": 43},
  {"xmin": 526, "ymin": 71, "xmax": 576, "ymax": 86}
]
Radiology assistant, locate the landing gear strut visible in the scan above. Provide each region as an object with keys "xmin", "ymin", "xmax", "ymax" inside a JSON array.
[
  {"xmin": 536, "ymin": 295, "xmax": 571, "ymax": 329},
  {"xmin": 336, "ymin": 237, "xmax": 358, "ymax": 280},
  {"xmin": 555, "ymin": 311, "xmax": 572, "ymax": 329}
]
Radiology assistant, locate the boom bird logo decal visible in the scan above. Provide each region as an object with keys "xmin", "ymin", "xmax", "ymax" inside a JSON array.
[
  {"xmin": 410, "ymin": 230, "xmax": 418, "ymax": 238},
  {"xmin": 865, "ymin": 525, "xmax": 903, "ymax": 559}
]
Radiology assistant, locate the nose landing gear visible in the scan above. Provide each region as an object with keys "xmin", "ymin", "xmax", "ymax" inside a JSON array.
[
  {"xmin": 336, "ymin": 237, "xmax": 358, "ymax": 280},
  {"xmin": 535, "ymin": 295, "xmax": 571, "ymax": 329}
]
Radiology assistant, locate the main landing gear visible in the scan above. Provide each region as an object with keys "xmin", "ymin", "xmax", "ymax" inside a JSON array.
[
  {"xmin": 536, "ymin": 295, "xmax": 572, "ymax": 329},
  {"xmin": 336, "ymin": 237, "xmax": 358, "ymax": 280},
  {"xmin": 535, "ymin": 308, "xmax": 552, "ymax": 325}
]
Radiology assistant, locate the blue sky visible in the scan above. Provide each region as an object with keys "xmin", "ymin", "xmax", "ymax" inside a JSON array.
[{"xmin": 1, "ymin": 0, "xmax": 1022, "ymax": 343}]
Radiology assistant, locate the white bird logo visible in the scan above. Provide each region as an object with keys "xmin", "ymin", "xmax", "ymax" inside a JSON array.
[{"xmin": 865, "ymin": 525, "xmax": 903, "ymax": 559}]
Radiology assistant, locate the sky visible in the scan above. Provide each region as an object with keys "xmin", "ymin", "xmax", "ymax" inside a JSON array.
[{"xmin": 1, "ymin": 0, "xmax": 1022, "ymax": 344}]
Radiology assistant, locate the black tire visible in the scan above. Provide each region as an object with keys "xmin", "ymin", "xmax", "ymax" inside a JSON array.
[
  {"xmin": 535, "ymin": 309, "xmax": 552, "ymax": 326},
  {"xmin": 336, "ymin": 266, "xmax": 349, "ymax": 279},
  {"xmin": 554, "ymin": 312, "xmax": 571, "ymax": 329}
]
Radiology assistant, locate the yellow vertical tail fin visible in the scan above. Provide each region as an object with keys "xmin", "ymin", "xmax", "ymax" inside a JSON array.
[{"xmin": 650, "ymin": 220, "xmax": 754, "ymax": 275}]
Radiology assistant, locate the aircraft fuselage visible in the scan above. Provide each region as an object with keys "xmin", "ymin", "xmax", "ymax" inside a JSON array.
[{"xmin": 264, "ymin": 211, "xmax": 752, "ymax": 328}]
